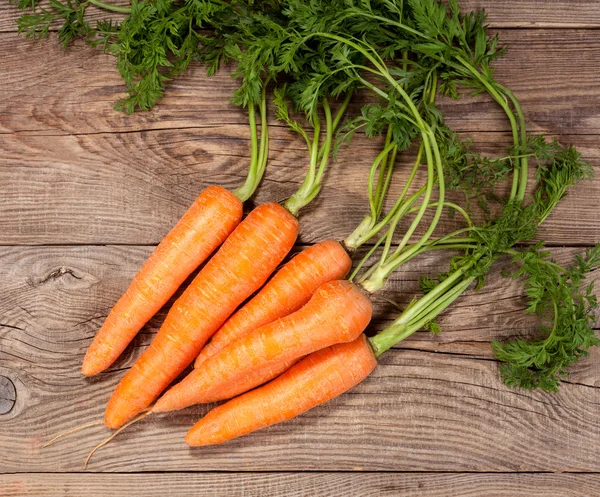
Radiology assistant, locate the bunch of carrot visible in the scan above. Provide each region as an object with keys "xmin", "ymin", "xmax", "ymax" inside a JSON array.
[{"xmin": 22, "ymin": 0, "xmax": 600, "ymax": 462}]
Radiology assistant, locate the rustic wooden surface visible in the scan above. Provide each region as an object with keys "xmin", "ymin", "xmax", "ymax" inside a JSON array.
[
  {"xmin": 3, "ymin": 473, "xmax": 600, "ymax": 497},
  {"xmin": 1, "ymin": 1, "xmax": 600, "ymax": 495}
]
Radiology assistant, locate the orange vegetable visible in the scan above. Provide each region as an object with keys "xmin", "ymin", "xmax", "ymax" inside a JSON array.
[
  {"xmin": 153, "ymin": 279, "xmax": 372, "ymax": 413},
  {"xmin": 81, "ymin": 186, "xmax": 243, "ymax": 377},
  {"xmin": 153, "ymin": 358, "xmax": 297, "ymax": 410},
  {"xmin": 104, "ymin": 202, "xmax": 298, "ymax": 429},
  {"xmin": 194, "ymin": 239, "xmax": 352, "ymax": 368},
  {"xmin": 185, "ymin": 334, "xmax": 377, "ymax": 446}
]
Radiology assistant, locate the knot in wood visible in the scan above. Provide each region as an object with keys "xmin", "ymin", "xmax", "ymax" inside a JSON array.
[{"xmin": 0, "ymin": 376, "xmax": 16, "ymax": 415}]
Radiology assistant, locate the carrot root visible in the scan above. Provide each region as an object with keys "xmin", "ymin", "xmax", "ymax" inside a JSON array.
[
  {"xmin": 82, "ymin": 185, "xmax": 243, "ymax": 377},
  {"xmin": 42, "ymin": 420, "xmax": 104, "ymax": 448},
  {"xmin": 152, "ymin": 358, "xmax": 297, "ymax": 413},
  {"xmin": 104, "ymin": 202, "xmax": 299, "ymax": 429},
  {"xmin": 154, "ymin": 280, "xmax": 372, "ymax": 414},
  {"xmin": 83, "ymin": 410, "xmax": 151, "ymax": 470},
  {"xmin": 185, "ymin": 335, "xmax": 377, "ymax": 446},
  {"xmin": 194, "ymin": 240, "xmax": 352, "ymax": 368}
]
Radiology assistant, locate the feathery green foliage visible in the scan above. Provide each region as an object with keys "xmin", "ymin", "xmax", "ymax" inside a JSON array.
[
  {"xmin": 12, "ymin": 0, "xmax": 129, "ymax": 48},
  {"xmin": 493, "ymin": 244, "xmax": 600, "ymax": 391}
]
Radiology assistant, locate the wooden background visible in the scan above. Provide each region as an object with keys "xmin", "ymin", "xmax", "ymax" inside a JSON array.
[{"xmin": 2, "ymin": 1, "xmax": 600, "ymax": 495}]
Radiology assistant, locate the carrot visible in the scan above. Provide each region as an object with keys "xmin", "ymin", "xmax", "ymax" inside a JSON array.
[
  {"xmin": 154, "ymin": 358, "xmax": 297, "ymax": 410},
  {"xmin": 81, "ymin": 186, "xmax": 243, "ymax": 377},
  {"xmin": 152, "ymin": 279, "xmax": 372, "ymax": 413},
  {"xmin": 104, "ymin": 202, "xmax": 299, "ymax": 429},
  {"xmin": 194, "ymin": 240, "xmax": 352, "ymax": 368},
  {"xmin": 185, "ymin": 334, "xmax": 376, "ymax": 446}
]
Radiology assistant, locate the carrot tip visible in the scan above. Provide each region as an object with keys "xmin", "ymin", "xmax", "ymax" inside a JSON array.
[
  {"xmin": 81, "ymin": 363, "xmax": 97, "ymax": 377},
  {"xmin": 184, "ymin": 432, "xmax": 197, "ymax": 447},
  {"xmin": 150, "ymin": 401, "xmax": 168, "ymax": 414},
  {"xmin": 81, "ymin": 353, "xmax": 104, "ymax": 377}
]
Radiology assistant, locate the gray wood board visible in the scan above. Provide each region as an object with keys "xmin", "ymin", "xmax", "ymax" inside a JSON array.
[
  {"xmin": 1, "ymin": 127, "xmax": 599, "ymax": 245},
  {"xmin": 1, "ymin": 30, "xmax": 600, "ymax": 136}
]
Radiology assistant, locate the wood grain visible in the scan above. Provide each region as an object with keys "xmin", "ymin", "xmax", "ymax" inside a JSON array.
[
  {"xmin": 1, "ymin": 102, "xmax": 599, "ymax": 249},
  {"xmin": 0, "ymin": 245, "xmax": 599, "ymax": 472},
  {"xmin": 3, "ymin": 472, "xmax": 600, "ymax": 497},
  {"xmin": 1, "ymin": 29, "xmax": 600, "ymax": 136},
  {"xmin": 2, "ymin": 0, "xmax": 600, "ymax": 32},
  {"xmin": 2, "ymin": 27, "xmax": 600, "ymax": 245},
  {"xmin": 1, "ymin": 126, "xmax": 598, "ymax": 245}
]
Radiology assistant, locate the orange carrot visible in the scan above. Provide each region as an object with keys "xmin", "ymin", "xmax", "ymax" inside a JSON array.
[
  {"xmin": 185, "ymin": 334, "xmax": 377, "ymax": 446},
  {"xmin": 155, "ymin": 358, "xmax": 297, "ymax": 410},
  {"xmin": 104, "ymin": 202, "xmax": 299, "ymax": 429},
  {"xmin": 194, "ymin": 240, "xmax": 352, "ymax": 368},
  {"xmin": 152, "ymin": 280, "xmax": 372, "ymax": 413},
  {"xmin": 82, "ymin": 186, "xmax": 243, "ymax": 377}
]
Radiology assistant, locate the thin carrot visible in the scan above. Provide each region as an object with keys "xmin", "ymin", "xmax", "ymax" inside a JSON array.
[
  {"xmin": 194, "ymin": 240, "xmax": 352, "ymax": 368},
  {"xmin": 104, "ymin": 202, "xmax": 298, "ymax": 429},
  {"xmin": 81, "ymin": 186, "xmax": 243, "ymax": 377},
  {"xmin": 185, "ymin": 334, "xmax": 377, "ymax": 446},
  {"xmin": 152, "ymin": 279, "xmax": 372, "ymax": 413},
  {"xmin": 159, "ymin": 358, "xmax": 298, "ymax": 410}
]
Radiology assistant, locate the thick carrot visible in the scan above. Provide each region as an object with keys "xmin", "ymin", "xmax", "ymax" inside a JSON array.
[
  {"xmin": 152, "ymin": 280, "xmax": 372, "ymax": 413},
  {"xmin": 185, "ymin": 334, "xmax": 377, "ymax": 446},
  {"xmin": 82, "ymin": 186, "xmax": 243, "ymax": 377},
  {"xmin": 104, "ymin": 202, "xmax": 299, "ymax": 429},
  {"xmin": 194, "ymin": 240, "xmax": 352, "ymax": 368}
]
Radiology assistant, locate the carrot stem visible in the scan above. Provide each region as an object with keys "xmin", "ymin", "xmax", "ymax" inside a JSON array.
[
  {"xmin": 284, "ymin": 93, "xmax": 350, "ymax": 216},
  {"xmin": 88, "ymin": 0, "xmax": 131, "ymax": 13},
  {"xmin": 233, "ymin": 82, "xmax": 269, "ymax": 202}
]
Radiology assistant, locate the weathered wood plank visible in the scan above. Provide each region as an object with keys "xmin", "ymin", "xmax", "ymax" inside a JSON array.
[
  {"xmin": 3, "ymin": 472, "xmax": 600, "ymax": 497},
  {"xmin": 1, "ymin": 127, "xmax": 598, "ymax": 245},
  {"xmin": 1, "ymin": 29, "xmax": 600, "ymax": 136},
  {"xmin": 2, "ymin": 0, "xmax": 600, "ymax": 32},
  {"xmin": 1, "ymin": 245, "xmax": 599, "ymax": 472}
]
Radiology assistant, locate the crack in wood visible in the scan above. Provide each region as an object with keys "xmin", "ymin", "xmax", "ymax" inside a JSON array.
[
  {"xmin": 28, "ymin": 267, "xmax": 82, "ymax": 287},
  {"xmin": 0, "ymin": 323, "xmax": 25, "ymax": 332},
  {"xmin": 398, "ymin": 346, "xmax": 497, "ymax": 362}
]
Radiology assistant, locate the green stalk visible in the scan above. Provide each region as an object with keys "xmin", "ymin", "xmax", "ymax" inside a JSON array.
[
  {"xmin": 358, "ymin": 73, "xmax": 445, "ymax": 292},
  {"xmin": 233, "ymin": 83, "xmax": 270, "ymax": 202},
  {"xmin": 284, "ymin": 97, "xmax": 337, "ymax": 216},
  {"xmin": 404, "ymin": 201, "xmax": 474, "ymax": 227},
  {"xmin": 233, "ymin": 81, "xmax": 269, "ymax": 202},
  {"xmin": 506, "ymin": 89, "xmax": 529, "ymax": 202},
  {"xmin": 88, "ymin": 0, "xmax": 131, "ymax": 13},
  {"xmin": 372, "ymin": 126, "xmax": 395, "ymax": 216},
  {"xmin": 342, "ymin": 8, "xmax": 527, "ymax": 201},
  {"xmin": 348, "ymin": 234, "xmax": 387, "ymax": 282},
  {"xmin": 315, "ymin": 99, "xmax": 334, "ymax": 185},
  {"xmin": 332, "ymin": 92, "xmax": 352, "ymax": 131},
  {"xmin": 344, "ymin": 141, "xmax": 397, "ymax": 250},
  {"xmin": 233, "ymin": 102, "xmax": 259, "ymax": 202},
  {"xmin": 341, "ymin": 11, "xmax": 525, "ymax": 197},
  {"xmin": 379, "ymin": 145, "xmax": 398, "ymax": 218},
  {"xmin": 369, "ymin": 276, "xmax": 474, "ymax": 356},
  {"xmin": 379, "ymin": 189, "xmax": 426, "ymax": 261}
]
